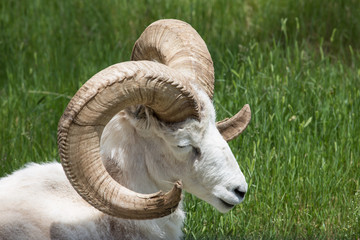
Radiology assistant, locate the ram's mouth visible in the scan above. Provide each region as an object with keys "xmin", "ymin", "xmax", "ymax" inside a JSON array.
[{"xmin": 219, "ymin": 199, "xmax": 235, "ymax": 209}]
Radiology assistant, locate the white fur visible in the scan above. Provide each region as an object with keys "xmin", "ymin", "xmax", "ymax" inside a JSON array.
[{"xmin": 0, "ymin": 90, "xmax": 247, "ymax": 239}]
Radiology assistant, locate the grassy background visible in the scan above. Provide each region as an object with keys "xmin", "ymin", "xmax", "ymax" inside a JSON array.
[{"xmin": 1, "ymin": 0, "xmax": 359, "ymax": 239}]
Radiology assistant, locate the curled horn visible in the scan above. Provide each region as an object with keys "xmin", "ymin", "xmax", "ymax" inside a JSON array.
[{"xmin": 58, "ymin": 61, "xmax": 199, "ymax": 219}]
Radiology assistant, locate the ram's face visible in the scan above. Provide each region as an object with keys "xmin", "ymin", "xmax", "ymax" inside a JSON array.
[
  {"xmin": 162, "ymin": 96, "xmax": 248, "ymax": 213},
  {"xmin": 191, "ymin": 126, "xmax": 247, "ymax": 212}
]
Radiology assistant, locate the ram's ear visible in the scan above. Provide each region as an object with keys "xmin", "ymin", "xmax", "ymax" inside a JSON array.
[
  {"xmin": 131, "ymin": 105, "xmax": 150, "ymax": 119},
  {"xmin": 125, "ymin": 105, "xmax": 156, "ymax": 130},
  {"xmin": 216, "ymin": 104, "xmax": 251, "ymax": 142}
]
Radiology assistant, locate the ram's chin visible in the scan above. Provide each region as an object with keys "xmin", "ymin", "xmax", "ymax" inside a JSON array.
[
  {"xmin": 186, "ymin": 187, "xmax": 243, "ymax": 213},
  {"xmin": 214, "ymin": 199, "xmax": 236, "ymax": 213},
  {"xmin": 199, "ymin": 195, "xmax": 236, "ymax": 213}
]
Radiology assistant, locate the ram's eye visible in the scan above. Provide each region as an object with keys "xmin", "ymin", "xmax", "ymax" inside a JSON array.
[{"xmin": 177, "ymin": 145, "xmax": 201, "ymax": 158}]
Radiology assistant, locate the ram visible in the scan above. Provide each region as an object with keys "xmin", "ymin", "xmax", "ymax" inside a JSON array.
[{"xmin": 0, "ymin": 19, "xmax": 251, "ymax": 240}]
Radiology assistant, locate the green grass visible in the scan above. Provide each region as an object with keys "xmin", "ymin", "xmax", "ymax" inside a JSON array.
[{"xmin": 1, "ymin": 0, "xmax": 359, "ymax": 239}]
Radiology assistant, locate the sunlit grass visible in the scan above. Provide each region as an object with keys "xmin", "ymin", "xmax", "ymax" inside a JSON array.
[
  {"xmin": 1, "ymin": 0, "xmax": 359, "ymax": 239},
  {"xmin": 192, "ymin": 40, "xmax": 360, "ymax": 239}
]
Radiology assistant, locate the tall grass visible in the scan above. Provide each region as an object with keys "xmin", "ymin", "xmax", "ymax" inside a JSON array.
[
  {"xmin": 194, "ymin": 40, "xmax": 360, "ymax": 239},
  {"xmin": 1, "ymin": 0, "xmax": 359, "ymax": 239}
]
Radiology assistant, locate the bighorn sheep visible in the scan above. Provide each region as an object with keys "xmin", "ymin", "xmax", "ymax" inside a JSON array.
[{"xmin": 0, "ymin": 19, "xmax": 251, "ymax": 239}]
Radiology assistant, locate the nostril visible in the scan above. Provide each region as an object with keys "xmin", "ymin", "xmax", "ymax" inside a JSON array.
[{"xmin": 234, "ymin": 188, "xmax": 246, "ymax": 199}]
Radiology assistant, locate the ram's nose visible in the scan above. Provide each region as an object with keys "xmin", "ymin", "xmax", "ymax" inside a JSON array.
[
  {"xmin": 234, "ymin": 187, "xmax": 246, "ymax": 199},
  {"xmin": 232, "ymin": 180, "xmax": 248, "ymax": 201}
]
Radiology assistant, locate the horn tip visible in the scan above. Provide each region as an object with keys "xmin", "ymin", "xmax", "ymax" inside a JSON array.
[
  {"xmin": 243, "ymin": 104, "xmax": 250, "ymax": 111},
  {"xmin": 174, "ymin": 180, "xmax": 183, "ymax": 189},
  {"xmin": 243, "ymin": 104, "xmax": 251, "ymax": 121}
]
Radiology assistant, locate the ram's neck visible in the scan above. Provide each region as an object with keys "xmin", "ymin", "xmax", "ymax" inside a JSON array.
[
  {"xmin": 100, "ymin": 111, "xmax": 185, "ymax": 240},
  {"xmin": 100, "ymin": 111, "xmax": 163, "ymax": 194}
]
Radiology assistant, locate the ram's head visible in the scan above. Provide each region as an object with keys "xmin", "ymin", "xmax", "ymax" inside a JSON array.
[{"xmin": 57, "ymin": 19, "xmax": 251, "ymax": 219}]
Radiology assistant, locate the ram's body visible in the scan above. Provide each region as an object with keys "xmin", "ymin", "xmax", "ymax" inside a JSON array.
[
  {"xmin": 0, "ymin": 19, "xmax": 250, "ymax": 240},
  {"xmin": 0, "ymin": 162, "xmax": 183, "ymax": 240}
]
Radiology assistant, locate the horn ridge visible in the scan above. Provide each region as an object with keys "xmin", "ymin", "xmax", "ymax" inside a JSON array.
[{"xmin": 131, "ymin": 19, "xmax": 215, "ymax": 99}]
